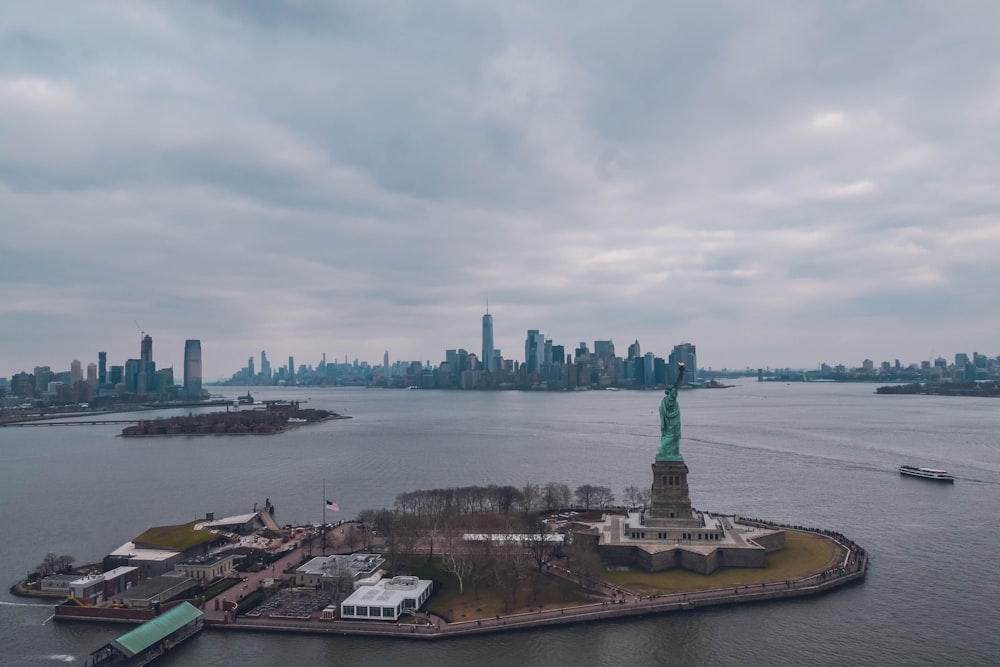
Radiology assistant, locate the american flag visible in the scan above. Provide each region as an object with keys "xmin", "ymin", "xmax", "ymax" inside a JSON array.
[{"xmin": 325, "ymin": 500, "xmax": 340, "ymax": 512}]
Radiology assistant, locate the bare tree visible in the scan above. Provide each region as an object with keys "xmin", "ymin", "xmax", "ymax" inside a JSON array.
[
  {"xmin": 543, "ymin": 482, "xmax": 572, "ymax": 510},
  {"xmin": 322, "ymin": 558, "xmax": 355, "ymax": 607},
  {"xmin": 623, "ymin": 485, "xmax": 645, "ymax": 507},
  {"xmin": 574, "ymin": 484, "xmax": 596, "ymax": 509},
  {"xmin": 522, "ymin": 517, "xmax": 562, "ymax": 573},
  {"xmin": 519, "ymin": 483, "xmax": 540, "ymax": 512},
  {"xmin": 34, "ymin": 552, "xmax": 74, "ymax": 577},
  {"xmin": 591, "ymin": 485, "xmax": 615, "ymax": 508},
  {"xmin": 439, "ymin": 516, "xmax": 474, "ymax": 594}
]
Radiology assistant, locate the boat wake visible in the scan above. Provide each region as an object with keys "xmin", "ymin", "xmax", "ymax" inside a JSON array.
[
  {"xmin": 45, "ymin": 656, "xmax": 77, "ymax": 663},
  {"xmin": 0, "ymin": 600, "xmax": 53, "ymax": 607}
]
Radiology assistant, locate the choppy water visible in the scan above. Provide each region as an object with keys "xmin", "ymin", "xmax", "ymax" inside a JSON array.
[{"xmin": 1, "ymin": 383, "xmax": 998, "ymax": 665}]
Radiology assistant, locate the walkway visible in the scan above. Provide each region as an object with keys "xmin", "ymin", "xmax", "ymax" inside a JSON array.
[{"xmin": 205, "ymin": 529, "xmax": 867, "ymax": 639}]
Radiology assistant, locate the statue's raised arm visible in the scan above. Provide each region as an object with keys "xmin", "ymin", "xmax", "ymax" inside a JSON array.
[{"xmin": 656, "ymin": 363, "xmax": 685, "ymax": 461}]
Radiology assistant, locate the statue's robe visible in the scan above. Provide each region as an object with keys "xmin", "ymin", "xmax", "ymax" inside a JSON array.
[{"xmin": 657, "ymin": 386, "xmax": 682, "ymax": 461}]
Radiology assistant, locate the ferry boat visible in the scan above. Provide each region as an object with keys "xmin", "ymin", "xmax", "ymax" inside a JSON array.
[{"xmin": 898, "ymin": 465, "xmax": 954, "ymax": 482}]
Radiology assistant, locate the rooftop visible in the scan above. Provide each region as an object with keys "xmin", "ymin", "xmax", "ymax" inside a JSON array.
[
  {"xmin": 113, "ymin": 602, "xmax": 203, "ymax": 657},
  {"xmin": 342, "ymin": 576, "xmax": 432, "ymax": 610},
  {"xmin": 297, "ymin": 553, "xmax": 385, "ymax": 578},
  {"xmin": 109, "ymin": 542, "xmax": 179, "ymax": 562}
]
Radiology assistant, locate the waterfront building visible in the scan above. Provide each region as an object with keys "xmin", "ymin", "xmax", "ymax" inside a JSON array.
[
  {"xmin": 33, "ymin": 366, "xmax": 52, "ymax": 394},
  {"xmin": 39, "ymin": 573, "xmax": 79, "ymax": 595},
  {"xmin": 68, "ymin": 566, "xmax": 140, "ymax": 605},
  {"xmin": 84, "ymin": 602, "xmax": 203, "ymax": 666},
  {"xmin": 139, "ymin": 334, "xmax": 154, "ymax": 396},
  {"xmin": 155, "ymin": 368, "xmax": 173, "ymax": 396},
  {"xmin": 339, "ymin": 576, "xmax": 433, "ymax": 622},
  {"xmin": 261, "ymin": 350, "xmax": 271, "ymax": 382},
  {"xmin": 176, "ymin": 553, "xmax": 237, "ymax": 582},
  {"xmin": 296, "ymin": 553, "xmax": 386, "ymax": 588},
  {"xmin": 594, "ymin": 340, "xmax": 614, "ymax": 362},
  {"xmin": 525, "ymin": 330, "xmax": 545, "ymax": 373},
  {"xmin": 184, "ymin": 339, "xmax": 202, "ymax": 399},
  {"xmin": 124, "ymin": 359, "xmax": 140, "ymax": 394},
  {"xmin": 482, "ymin": 312, "xmax": 495, "ymax": 372},
  {"xmin": 98, "ymin": 351, "xmax": 107, "ymax": 386}
]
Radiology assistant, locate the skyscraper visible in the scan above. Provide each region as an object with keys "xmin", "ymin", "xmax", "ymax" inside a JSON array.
[
  {"xmin": 383, "ymin": 350, "xmax": 390, "ymax": 376},
  {"xmin": 482, "ymin": 311, "xmax": 495, "ymax": 372},
  {"xmin": 261, "ymin": 351, "xmax": 271, "ymax": 382},
  {"xmin": 184, "ymin": 340, "xmax": 202, "ymax": 399},
  {"xmin": 98, "ymin": 351, "xmax": 107, "ymax": 386},
  {"xmin": 288, "ymin": 356, "xmax": 295, "ymax": 384},
  {"xmin": 525, "ymin": 330, "xmax": 545, "ymax": 373},
  {"xmin": 137, "ymin": 334, "xmax": 154, "ymax": 396}
]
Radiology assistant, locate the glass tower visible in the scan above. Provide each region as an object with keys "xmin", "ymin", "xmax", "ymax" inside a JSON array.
[
  {"xmin": 482, "ymin": 313, "xmax": 495, "ymax": 372},
  {"xmin": 184, "ymin": 340, "xmax": 202, "ymax": 399}
]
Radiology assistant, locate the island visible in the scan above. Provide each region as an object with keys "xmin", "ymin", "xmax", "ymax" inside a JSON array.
[
  {"xmin": 121, "ymin": 402, "xmax": 349, "ymax": 436},
  {"xmin": 16, "ymin": 386, "xmax": 866, "ymax": 657}
]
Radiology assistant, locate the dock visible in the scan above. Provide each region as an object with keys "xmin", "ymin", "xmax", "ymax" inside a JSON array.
[{"xmin": 85, "ymin": 601, "xmax": 203, "ymax": 666}]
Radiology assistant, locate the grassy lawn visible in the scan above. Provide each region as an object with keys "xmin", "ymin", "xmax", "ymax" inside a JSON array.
[
  {"xmin": 599, "ymin": 530, "xmax": 844, "ymax": 595},
  {"xmin": 410, "ymin": 560, "xmax": 592, "ymax": 623},
  {"xmin": 403, "ymin": 530, "xmax": 842, "ymax": 622},
  {"xmin": 133, "ymin": 520, "xmax": 217, "ymax": 551}
]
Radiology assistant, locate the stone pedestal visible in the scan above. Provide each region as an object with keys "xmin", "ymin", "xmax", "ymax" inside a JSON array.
[{"xmin": 647, "ymin": 460, "xmax": 697, "ymax": 524}]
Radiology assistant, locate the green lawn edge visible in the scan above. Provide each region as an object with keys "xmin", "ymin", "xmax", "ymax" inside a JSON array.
[{"xmin": 416, "ymin": 530, "xmax": 843, "ymax": 621}]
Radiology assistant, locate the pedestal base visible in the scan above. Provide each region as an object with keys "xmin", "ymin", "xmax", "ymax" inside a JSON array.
[{"xmin": 649, "ymin": 460, "xmax": 694, "ymax": 521}]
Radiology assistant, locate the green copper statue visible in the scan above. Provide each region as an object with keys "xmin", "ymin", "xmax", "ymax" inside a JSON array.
[{"xmin": 656, "ymin": 362, "xmax": 686, "ymax": 461}]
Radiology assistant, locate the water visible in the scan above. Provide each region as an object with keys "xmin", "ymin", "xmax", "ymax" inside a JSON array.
[{"xmin": 1, "ymin": 383, "xmax": 998, "ymax": 665}]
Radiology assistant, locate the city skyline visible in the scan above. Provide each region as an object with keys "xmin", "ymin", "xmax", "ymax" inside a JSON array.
[
  {"xmin": 2, "ymin": 4, "xmax": 999, "ymax": 379},
  {"xmin": 4, "ymin": 314, "xmax": 998, "ymax": 386}
]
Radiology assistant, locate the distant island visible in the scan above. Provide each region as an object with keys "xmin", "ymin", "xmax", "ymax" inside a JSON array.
[
  {"xmin": 875, "ymin": 382, "xmax": 1000, "ymax": 397},
  {"xmin": 122, "ymin": 402, "xmax": 347, "ymax": 436}
]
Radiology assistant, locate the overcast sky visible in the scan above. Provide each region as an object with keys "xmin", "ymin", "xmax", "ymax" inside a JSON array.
[{"xmin": 2, "ymin": 1, "xmax": 999, "ymax": 380}]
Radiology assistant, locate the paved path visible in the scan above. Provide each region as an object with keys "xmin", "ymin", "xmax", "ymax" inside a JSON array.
[
  {"xmin": 205, "ymin": 537, "xmax": 867, "ymax": 638},
  {"xmin": 202, "ymin": 522, "xmax": 368, "ymax": 623},
  {"xmin": 196, "ymin": 522, "xmax": 866, "ymax": 639}
]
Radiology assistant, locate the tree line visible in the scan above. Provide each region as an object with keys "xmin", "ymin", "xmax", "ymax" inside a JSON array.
[{"xmin": 391, "ymin": 481, "xmax": 653, "ymax": 516}]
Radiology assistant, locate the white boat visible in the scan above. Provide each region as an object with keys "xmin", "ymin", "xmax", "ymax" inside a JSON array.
[{"xmin": 899, "ymin": 465, "xmax": 954, "ymax": 482}]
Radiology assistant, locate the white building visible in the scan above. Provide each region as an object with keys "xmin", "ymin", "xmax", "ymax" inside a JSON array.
[
  {"xmin": 295, "ymin": 553, "xmax": 385, "ymax": 588},
  {"xmin": 176, "ymin": 553, "xmax": 237, "ymax": 581},
  {"xmin": 340, "ymin": 576, "xmax": 433, "ymax": 621}
]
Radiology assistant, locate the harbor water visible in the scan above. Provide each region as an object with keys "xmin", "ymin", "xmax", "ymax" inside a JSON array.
[{"xmin": 1, "ymin": 382, "xmax": 998, "ymax": 666}]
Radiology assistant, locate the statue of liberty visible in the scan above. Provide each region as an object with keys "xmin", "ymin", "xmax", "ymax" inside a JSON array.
[{"xmin": 657, "ymin": 362, "xmax": 686, "ymax": 461}]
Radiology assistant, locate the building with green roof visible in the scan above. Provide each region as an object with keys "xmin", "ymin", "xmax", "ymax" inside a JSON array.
[{"xmin": 85, "ymin": 601, "xmax": 203, "ymax": 666}]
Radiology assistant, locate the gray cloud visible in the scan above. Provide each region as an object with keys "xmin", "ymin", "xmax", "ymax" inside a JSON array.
[{"xmin": 2, "ymin": 1, "xmax": 1000, "ymax": 378}]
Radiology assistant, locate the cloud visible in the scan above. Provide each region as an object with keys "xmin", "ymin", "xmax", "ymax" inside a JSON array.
[{"xmin": 1, "ymin": 2, "xmax": 1000, "ymax": 377}]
